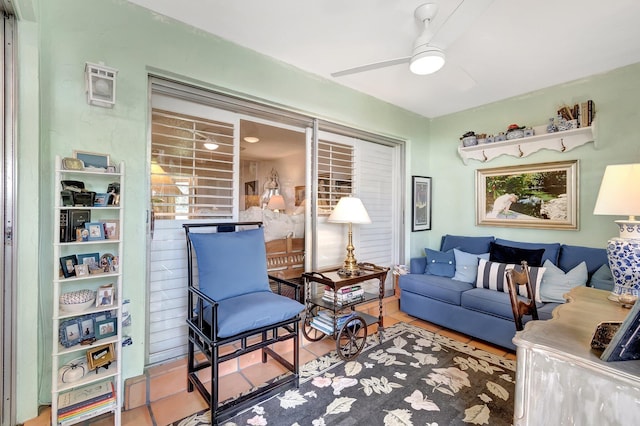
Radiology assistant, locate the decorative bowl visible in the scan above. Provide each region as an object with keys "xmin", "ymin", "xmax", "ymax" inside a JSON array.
[
  {"xmin": 60, "ymin": 289, "xmax": 96, "ymax": 313},
  {"xmin": 461, "ymin": 136, "xmax": 478, "ymax": 147},
  {"xmin": 506, "ymin": 129, "xmax": 525, "ymax": 140}
]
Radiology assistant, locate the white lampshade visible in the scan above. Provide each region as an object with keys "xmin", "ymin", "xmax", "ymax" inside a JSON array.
[
  {"xmin": 328, "ymin": 197, "xmax": 371, "ymax": 224},
  {"xmin": 593, "ymin": 163, "xmax": 640, "ymax": 219},
  {"xmin": 266, "ymin": 194, "xmax": 285, "ymax": 212}
]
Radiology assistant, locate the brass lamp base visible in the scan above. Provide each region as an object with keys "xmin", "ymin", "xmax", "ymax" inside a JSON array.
[{"xmin": 340, "ymin": 222, "xmax": 360, "ymax": 273}]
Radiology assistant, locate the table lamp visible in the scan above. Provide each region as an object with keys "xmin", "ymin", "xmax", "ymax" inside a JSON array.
[
  {"xmin": 328, "ymin": 196, "xmax": 371, "ymax": 272},
  {"xmin": 593, "ymin": 163, "xmax": 640, "ymax": 301},
  {"xmin": 267, "ymin": 194, "xmax": 286, "ymax": 213}
]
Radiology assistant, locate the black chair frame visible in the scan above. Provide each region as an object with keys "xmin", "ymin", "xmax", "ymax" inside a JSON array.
[{"xmin": 183, "ymin": 222, "xmax": 302, "ymax": 425}]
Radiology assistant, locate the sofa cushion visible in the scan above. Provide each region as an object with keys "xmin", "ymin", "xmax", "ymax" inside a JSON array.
[
  {"xmin": 424, "ymin": 248, "xmax": 455, "ymax": 277},
  {"xmin": 452, "ymin": 249, "xmax": 490, "ymax": 283},
  {"xmin": 489, "ymin": 242, "xmax": 545, "ymax": 267},
  {"xmin": 460, "ymin": 288, "xmax": 517, "ymax": 321},
  {"xmin": 539, "ymin": 260, "xmax": 588, "ymax": 303},
  {"xmin": 440, "ymin": 234, "xmax": 495, "ymax": 254},
  {"xmin": 559, "ymin": 244, "xmax": 608, "ymax": 276},
  {"xmin": 399, "ymin": 274, "xmax": 473, "ymax": 306},
  {"xmin": 476, "ymin": 259, "xmax": 546, "ymax": 302},
  {"xmin": 590, "ymin": 264, "xmax": 615, "ymax": 291},
  {"xmin": 495, "ymin": 238, "xmax": 561, "ymax": 265}
]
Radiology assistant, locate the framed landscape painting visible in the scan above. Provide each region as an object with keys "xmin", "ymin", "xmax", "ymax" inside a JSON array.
[
  {"xmin": 476, "ymin": 160, "xmax": 578, "ymax": 229},
  {"xmin": 412, "ymin": 176, "xmax": 432, "ymax": 231}
]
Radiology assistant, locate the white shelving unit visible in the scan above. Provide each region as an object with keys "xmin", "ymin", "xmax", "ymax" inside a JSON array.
[
  {"xmin": 51, "ymin": 156, "xmax": 124, "ymax": 425},
  {"xmin": 457, "ymin": 125, "xmax": 595, "ymax": 164}
]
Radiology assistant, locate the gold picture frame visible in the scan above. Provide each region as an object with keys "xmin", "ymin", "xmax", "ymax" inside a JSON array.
[
  {"xmin": 86, "ymin": 343, "xmax": 115, "ymax": 370},
  {"xmin": 475, "ymin": 160, "xmax": 578, "ymax": 229}
]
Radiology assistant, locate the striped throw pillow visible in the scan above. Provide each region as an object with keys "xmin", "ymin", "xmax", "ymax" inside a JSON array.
[{"xmin": 476, "ymin": 259, "xmax": 546, "ymax": 302}]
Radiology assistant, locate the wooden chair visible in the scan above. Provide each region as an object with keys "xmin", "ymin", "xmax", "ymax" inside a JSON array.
[
  {"xmin": 266, "ymin": 236, "xmax": 305, "ymax": 301},
  {"xmin": 183, "ymin": 222, "xmax": 305, "ymax": 425},
  {"xmin": 505, "ymin": 261, "xmax": 539, "ymax": 331}
]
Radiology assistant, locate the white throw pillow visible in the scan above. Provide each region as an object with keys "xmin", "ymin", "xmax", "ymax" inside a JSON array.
[{"xmin": 539, "ymin": 259, "xmax": 588, "ymax": 303}]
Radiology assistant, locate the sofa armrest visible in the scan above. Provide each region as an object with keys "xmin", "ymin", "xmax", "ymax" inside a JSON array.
[{"xmin": 409, "ymin": 257, "xmax": 427, "ymax": 274}]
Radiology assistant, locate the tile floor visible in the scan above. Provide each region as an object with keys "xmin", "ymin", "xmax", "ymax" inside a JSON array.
[{"xmin": 25, "ymin": 297, "xmax": 515, "ymax": 426}]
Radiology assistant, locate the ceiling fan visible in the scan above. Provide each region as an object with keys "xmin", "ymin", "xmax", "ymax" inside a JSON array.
[{"xmin": 331, "ymin": 1, "xmax": 493, "ymax": 78}]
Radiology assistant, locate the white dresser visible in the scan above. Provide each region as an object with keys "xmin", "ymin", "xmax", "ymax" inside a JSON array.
[{"xmin": 513, "ymin": 286, "xmax": 640, "ymax": 425}]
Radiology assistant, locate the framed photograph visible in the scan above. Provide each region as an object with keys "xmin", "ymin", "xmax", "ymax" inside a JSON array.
[
  {"xmin": 93, "ymin": 193, "xmax": 109, "ymax": 207},
  {"xmin": 600, "ymin": 299, "xmax": 640, "ymax": 361},
  {"xmin": 77, "ymin": 252, "xmax": 99, "ymax": 266},
  {"xmin": 295, "ymin": 186, "xmax": 305, "ymax": 206},
  {"xmin": 86, "ymin": 343, "xmax": 115, "ymax": 370},
  {"xmin": 411, "ymin": 176, "xmax": 432, "ymax": 232},
  {"xmin": 74, "ymin": 264, "xmax": 89, "ymax": 277},
  {"xmin": 59, "ymin": 318, "xmax": 82, "ymax": 348},
  {"xmin": 476, "ymin": 160, "xmax": 578, "ymax": 229},
  {"xmin": 59, "ymin": 255, "xmax": 78, "ymax": 278},
  {"xmin": 80, "ymin": 316, "xmax": 95, "ymax": 340},
  {"xmin": 96, "ymin": 283, "xmax": 114, "ymax": 307},
  {"xmin": 84, "ymin": 222, "xmax": 105, "ymax": 240},
  {"xmin": 73, "ymin": 151, "xmax": 110, "ymax": 170},
  {"xmin": 102, "ymin": 220, "xmax": 120, "ymax": 240},
  {"xmin": 95, "ymin": 318, "xmax": 117, "ymax": 340}
]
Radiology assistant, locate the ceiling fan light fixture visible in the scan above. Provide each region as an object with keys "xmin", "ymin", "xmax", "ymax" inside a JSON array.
[
  {"xmin": 204, "ymin": 142, "xmax": 219, "ymax": 150},
  {"xmin": 244, "ymin": 136, "xmax": 260, "ymax": 143},
  {"xmin": 410, "ymin": 46, "xmax": 445, "ymax": 75}
]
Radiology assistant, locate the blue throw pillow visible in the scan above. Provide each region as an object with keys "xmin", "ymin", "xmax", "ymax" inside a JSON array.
[
  {"xmin": 590, "ymin": 263, "xmax": 614, "ymax": 291},
  {"xmin": 539, "ymin": 259, "xmax": 588, "ymax": 303},
  {"xmin": 424, "ymin": 248, "xmax": 455, "ymax": 277},
  {"xmin": 452, "ymin": 249, "xmax": 490, "ymax": 283}
]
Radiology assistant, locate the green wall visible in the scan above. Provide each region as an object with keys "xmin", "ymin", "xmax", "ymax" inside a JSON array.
[
  {"xmin": 16, "ymin": 0, "xmax": 428, "ymax": 421},
  {"xmin": 13, "ymin": 0, "xmax": 640, "ymax": 422},
  {"xmin": 427, "ymin": 64, "xmax": 640, "ymax": 250}
]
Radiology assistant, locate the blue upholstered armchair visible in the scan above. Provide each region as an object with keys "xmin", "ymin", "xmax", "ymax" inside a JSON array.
[{"xmin": 183, "ymin": 222, "xmax": 304, "ymax": 424}]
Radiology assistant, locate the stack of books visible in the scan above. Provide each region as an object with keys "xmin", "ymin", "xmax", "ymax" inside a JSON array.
[
  {"xmin": 57, "ymin": 380, "xmax": 116, "ymax": 424},
  {"xmin": 310, "ymin": 310, "xmax": 356, "ymax": 335},
  {"xmin": 322, "ymin": 285, "xmax": 365, "ymax": 306}
]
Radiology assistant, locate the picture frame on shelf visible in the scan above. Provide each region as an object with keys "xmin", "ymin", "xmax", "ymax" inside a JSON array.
[
  {"xmin": 93, "ymin": 193, "xmax": 109, "ymax": 207},
  {"xmin": 74, "ymin": 264, "xmax": 89, "ymax": 277},
  {"xmin": 59, "ymin": 318, "xmax": 82, "ymax": 348},
  {"xmin": 95, "ymin": 318, "xmax": 117, "ymax": 340},
  {"xmin": 411, "ymin": 176, "xmax": 432, "ymax": 232},
  {"xmin": 96, "ymin": 283, "xmax": 114, "ymax": 307},
  {"xmin": 475, "ymin": 160, "xmax": 578, "ymax": 230},
  {"xmin": 80, "ymin": 316, "xmax": 95, "ymax": 340},
  {"xmin": 77, "ymin": 252, "xmax": 99, "ymax": 267},
  {"xmin": 59, "ymin": 255, "xmax": 78, "ymax": 278},
  {"xmin": 73, "ymin": 151, "xmax": 110, "ymax": 171},
  {"xmin": 102, "ymin": 220, "xmax": 120, "ymax": 240},
  {"xmin": 84, "ymin": 222, "xmax": 105, "ymax": 240},
  {"xmin": 86, "ymin": 343, "xmax": 115, "ymax": 370}
]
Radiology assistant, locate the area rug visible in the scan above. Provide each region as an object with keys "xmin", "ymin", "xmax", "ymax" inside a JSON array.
[{"xmin": 173, "ymin": 322, "xmax": 516, "ymax": 426}]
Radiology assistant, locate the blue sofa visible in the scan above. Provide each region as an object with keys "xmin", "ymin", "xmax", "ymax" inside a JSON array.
[{"xmin": 399, "ymin": 235, "xmax": 613, "ymax": 350}]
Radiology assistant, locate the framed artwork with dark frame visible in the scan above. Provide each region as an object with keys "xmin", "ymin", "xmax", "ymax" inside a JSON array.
[
  {"xmin": 411, "ymin": 176, "xmax": 432, "ymax": 232},
  {"xmin": 475, "ymin": 160, "xmax": 578, "ymax": 229},
  {"xmin": 59, "ymin": 255, "xmax": 78, "ymax": 278}
]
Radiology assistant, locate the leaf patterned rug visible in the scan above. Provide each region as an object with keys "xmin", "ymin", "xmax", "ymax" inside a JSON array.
[{"xmin": 172, "ymin": 322, "xmax": 516, "ymax": 426}]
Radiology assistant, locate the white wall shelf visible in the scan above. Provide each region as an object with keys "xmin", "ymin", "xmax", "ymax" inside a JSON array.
[{"xmin": 457, "ymin": 125, "xmax": 595, "ymax": 164}]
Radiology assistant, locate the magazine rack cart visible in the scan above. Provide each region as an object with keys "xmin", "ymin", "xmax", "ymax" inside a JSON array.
[{"xmin": 302, "ymin": 263, "xmax": 389, "ymax": 360}]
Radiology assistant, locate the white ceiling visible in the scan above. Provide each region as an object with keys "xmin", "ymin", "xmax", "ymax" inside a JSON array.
[{"xmin": 128, "ymin": 0, "xmax": 640, "ymax": 119}]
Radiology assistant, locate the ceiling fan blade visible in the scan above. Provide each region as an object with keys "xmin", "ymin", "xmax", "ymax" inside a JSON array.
[
  {"xmin": 331, "ymin": 57, "xmax": 411, "ymax": 78},
  {"xmin": 430, "ymin": 0, "xmax": 495, "ymax": 47}
]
